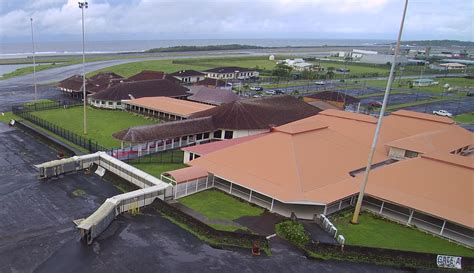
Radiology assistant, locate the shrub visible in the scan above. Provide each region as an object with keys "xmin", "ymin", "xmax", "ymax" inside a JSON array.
[{"xmin": 276, "ymin": 220, "xmax": 309, "ymax": 246}]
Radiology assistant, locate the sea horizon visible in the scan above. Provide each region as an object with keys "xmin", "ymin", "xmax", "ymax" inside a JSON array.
[{"xmin": 0, "ymin": 38, "xmax": 392, "ymax": 58}]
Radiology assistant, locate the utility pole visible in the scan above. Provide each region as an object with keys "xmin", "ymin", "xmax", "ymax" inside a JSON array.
[
  {"xmin": 79, "ymin": 1, "xmax": 88, "ymax": 135},
  {"xmin": 351, "ymin": 0, "xmax": 409, "ymax": 224},
  {"xmin": 30, "ymin": 18, "xmax": 37, "ymax": 102}
]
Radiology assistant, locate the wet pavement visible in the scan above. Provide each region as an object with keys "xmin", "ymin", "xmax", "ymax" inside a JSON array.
[
  {"xmin": 360, "ymin": 92, "xmax": 434, "ymax": 106},
  {"xmin": 405, "ymin": 96, "xmax": 474, "ymax": 116}
]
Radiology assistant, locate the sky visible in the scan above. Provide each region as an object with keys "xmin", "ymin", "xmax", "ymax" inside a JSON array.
[{"xmin": 0, "ymin": 0, "xmax": 472, "ymax": 43}]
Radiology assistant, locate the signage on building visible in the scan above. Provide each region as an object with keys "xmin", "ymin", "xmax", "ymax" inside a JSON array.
[{"xmin": 437, "ymin": 255, "xmax": 462, "ymax": 269}]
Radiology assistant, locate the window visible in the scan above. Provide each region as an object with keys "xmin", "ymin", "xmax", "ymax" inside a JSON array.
[
  {"xmin": 213, "ymin": 130, "xmax": 222, "ymax": 139},
  {"xmin": 196, "ymin": 133, "xmax": 203, "ymax": 140},
  {"xmin": 224, "ymin": 130, "xmax": 233, "ymax": 139},
  {"xmin": 116, "ymin": 102, "xmax": 121, "ymax": 106},
  {"xmin": 108, "ymin": 101, "xmax": 113, "ymax": 105},
  {"xmin": 101, "ymin": 101, "xmax": 105, "ymax": 105},
  {"xmin": 405, "ymin": 150, "xmax": 418, "ymax": 158},
  {"xmin": 203, "ymin": 132, "xmax": 210, "ymax": 139},
  {"xmin": 189, "ymin": 153, "xmax": 194, "ymax": 161}
]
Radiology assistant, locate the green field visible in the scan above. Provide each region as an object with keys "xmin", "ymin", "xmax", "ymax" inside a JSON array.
[
  {"xmin": 333, "ymin": 212, "xmax": 474, "ymax": 257},
  {"xmin": 313, "ymin": 60, "xmax": 390, "ymax": 76},
  {"xmin": 360, "ymin": 77, "xmax": 474, "ymax": 94},
  {"xmin": 179, "ymin": 189, "xmax": 264, "ymax": 221},
  {"xmin": 454, "ymin": 112, "xmax": 474, "ymax": 124},
  {"xmin": 128, "ymin": 150, "xmax": 186, "ymax": 178},
  {"xmin": 89, "ymin": 56, "xmax": 277, "ymax": 78},
  {"xmin": 30, "ymin": 106, "xmax": 157, "ymax": 148}
]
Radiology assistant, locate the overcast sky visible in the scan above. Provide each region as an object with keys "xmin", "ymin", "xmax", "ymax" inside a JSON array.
[{"xmin": 0, "ymin": 0, "xmax": 472, "ymax": 43}]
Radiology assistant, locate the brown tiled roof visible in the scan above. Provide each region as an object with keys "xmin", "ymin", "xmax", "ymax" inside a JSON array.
[
  {"xmin": 90, "ymin": 79, "xmax": 189, "ymax": 101},
  {"xmin": 113, "ymin": 117, "xmax": 215, "ymax": 143},
  {"xmin": 88, "ymin": 72, "xmax": 124, "ymax": 93},
  {"xmin": 190, "ymin": 95, "xmax": 321, "ymax": 130},
  {"xmin": 305, "ymin": 91, "xmax": 360, "ymax": 104},
  {"xmin": 193, "ymin": 78, "xmax": 229, "ymax": 87},
  {"xmin": 169, "ymin": 70, "xmax": 205, "ymax": 77},
  {"xmin": 203, "ymin": 66, "xmax": 254, "ymax": 73},
  {"xmin": 57, "ymin": 75, "xmax": 94, "ymax": 92},
  {"xmin": 128, "ymin": 70, "xmax": 166, "ymax": 81},
  {"xmin": 187, "ymin": 86, "xmax": 239, "ymax": 105},
  {"xmin": 113, "ymin": 95, "xmax": 321, "ymax": 142}
]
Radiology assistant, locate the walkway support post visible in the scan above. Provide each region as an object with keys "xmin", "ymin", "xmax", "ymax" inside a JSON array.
[{"xmin": 351, "ymin": 0, "xmax": 409, "ymax": 224}]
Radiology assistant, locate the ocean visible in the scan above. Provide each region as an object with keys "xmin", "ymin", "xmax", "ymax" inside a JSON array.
[{"xmin": 0, "ymin": 39, "xmax": 391, "ymax": 59}]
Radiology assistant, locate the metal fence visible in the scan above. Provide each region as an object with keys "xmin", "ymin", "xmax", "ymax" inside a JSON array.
[
  {"xmin": 13, "ymin": 100, "xmax": 82, "ymax": 113},
  {"xmin": 13, "ymin": 105, "xmax": 107, "ymax": 153}
]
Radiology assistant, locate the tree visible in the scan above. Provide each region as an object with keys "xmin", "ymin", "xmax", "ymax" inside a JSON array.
[
  {"xmin": 272, "ymin": 64, "xmax": 293, "ymax": 78},
  {"xmin": 326, "ymin": 71, "xmax": 335, "ymax": 79}
]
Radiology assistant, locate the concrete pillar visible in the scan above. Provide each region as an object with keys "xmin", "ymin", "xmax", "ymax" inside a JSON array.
[
  {"xmin": 270, "ymin": 199, "xmax": 274, "ymax": 211},
  {"xmin": 205, "ymin": 176, "xmax": 209, "ymax": 189},
  {"xmin": 323, "ymin": 205, "xmax": 327, "ymax": 215},
  {"xmin": 379, "ymin": 201, "xmax": 385, "ymax": 214},
  {"xmin": 407, "ymin": 210, "xmax": 414, "ymax": 225},
  {"xmin": 195, "ymin": 178, "xmax": 199, "ymax": 192},
  {"xmin": 229, "ymin": 182, "xmax": 233, "ymax": 194},
  {"xmin": 155, "ymin": 140, "xmax": 159, "ymax": 152},
  {"xmin": 248, "ymin": 190, "xmax": 252, "ymax": 202},
  {"xmin": 338, "ymin": 200, "xmax": 343, "ymax": 210},
  {"xmin": 440, "ymin": 220, "xmax": 446, "ymax": 235}
]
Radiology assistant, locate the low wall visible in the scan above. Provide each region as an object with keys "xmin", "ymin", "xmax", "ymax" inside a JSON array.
[
  {"xmin": 151, "ymin": 198, "xmax": 268, "ymax": 249},
  {"xmin": 305, "ymin": 241, "xmax": 474, "ymax": 271}
]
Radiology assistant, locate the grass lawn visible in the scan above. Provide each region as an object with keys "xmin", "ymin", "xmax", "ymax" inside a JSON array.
[
  {"xmin": 332, "ymin": 212, "xmax": 474, "ymax": 257},
  {"xmin": 89, "ymin": 56, "xmax": 277, "ymax": 78},
  {"xmin": 179, "ymin": 189, "xmax": 264, "ymax": 221},
  {"xmin": 128, "ymin": 150, "xmax": 185, "ymax": 178},
  {"xmin": 454, "ymin": 112, "xmax": 474, "ymax": 124},
  {"xmin": 130, "ymin": 163, "xmax": 187, "ymax": 178},
  {"xmin": 361, "ymin": 77, "xmax": 474, "ymax": 94},
  {"xmin": 30, "ymin": 106, "xmax": 158, "ymax": 148},
  {"xmin": 314, "ymin": 60, "xmax": 390, "ymax": 76}
]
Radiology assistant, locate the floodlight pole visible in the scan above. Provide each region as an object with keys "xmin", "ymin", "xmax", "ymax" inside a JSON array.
[
  {"xmin": 351, "ymin": 0, "xmax": 409, "ymax": 224},
  {"xmin": 30, "ymin": 18, "xmax": 37, "ymax": 102},
  {"xmin": 79, "ymin": 1, "xmax": 88, "ymax": 135}
]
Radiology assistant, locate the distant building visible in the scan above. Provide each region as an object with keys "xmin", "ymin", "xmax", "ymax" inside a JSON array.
[
  {"xmin": 203, "ymin": 67, "xmax": 259, "ymax": 80},
  {"xmin": 193, "ymin": 78, "xmax": 232, "ymax": 90},
  {"xmin": 88, "ymin": 79, "xmax": 189, "ymax": 109},
  {"xmin": 411, "ymin": 78, "xmax": 438, "ymax": 87},
  {"xmin": 169, "ymin": 70, "xmax": 206, "ymax": 84},
  {"xmin": 187, "ymin": 86, "xmax": 239, "ymax": 106},
  {"xmin": 122, "ymin": 97, "xmax": 214, "ymax": 121},
  {"xmin": 269, "ymin": 55, "xmax": 275, "ymax": 61},
  {"xmin": 128, "ymin": 70, "xmax": 166, "ymax": 81},
  {"xmin": 303, "ymin": 91, "xmax": 360, "ymax": 110},
  {"xmin": 358, "ymin": 54, "xmax": 408, "ymax": 65},
  {"xmin": 439, "ymin": 63, "xmax": 467, "ymax": 70},
  {"xmin": 57, "ymin": 75, "xmax": 94, "ymax": 99}
]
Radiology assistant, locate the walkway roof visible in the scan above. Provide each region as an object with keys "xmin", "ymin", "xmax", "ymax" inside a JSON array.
[
  {"xmin": 123, "ymin": 96, "xmax": 214, "ymax": 117},
  {"xmin": 163, "ymin": 166, "xmax": 209, "ymax": 184}
]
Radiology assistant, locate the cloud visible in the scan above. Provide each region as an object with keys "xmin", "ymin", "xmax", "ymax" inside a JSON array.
[{"xmin": 0, "ymin": 0, "xmax": 472, "ymax": 42}]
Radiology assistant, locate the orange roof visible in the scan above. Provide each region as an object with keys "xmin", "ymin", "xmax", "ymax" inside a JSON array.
[
  {"xmin": 182, "ymin": 133, "xmax": 268, "ymax": 156},
  {"xmin": 190, "ymin": 112, "xmax": 388, "ymax": 204},
  {"xmin": 365, "ymin": 153, "xmax": 473, "ymax": 228},
  {"xmin": 123, "ymin": 97, "xmax": 214, "ymax": 117},
  {"xmin": 163, "ymin": 166, "xmax": 208, "ymax": 184},
  {"xmin": 185, "ymin": 109, "xmax": 473, "ymax": 228},
  {"xmin": 386, "ymin": 125, "xmax": 472, "ymax": 154}
]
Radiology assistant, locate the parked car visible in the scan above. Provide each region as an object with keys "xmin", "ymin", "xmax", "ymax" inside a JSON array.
[
  {"xmin": 314, "ymin": 81, "xmax": 326, "ymax": 85},
  {"xmin": 433, "ymin": 110, "xmax": 453, "ymax": 117},
  {"xmin": 275, "ymin": 89, "xmax": 285, "ymax": 94},
  {"xmin": 265, "ymin": 90, "xmax": 276, "ymax": 95},
  {"xmin": 253, "ymin": 94, "xmax": 263, "ymax": 98},
  {"xmin": 467, "ymin": 90, "xmax": 474, "ymax": 97},
  {"xmin": 250, "ymin": 86, "xmax": 263, "ymax": 91}
]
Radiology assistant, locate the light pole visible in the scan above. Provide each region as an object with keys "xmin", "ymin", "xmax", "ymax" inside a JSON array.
[
  {"xmin": 30, "ymin": 18, "xmax": 37, "ymax": 102},
  {"xmin": 79, "ymin": 1, "xmax": 88, "ymax": 135},
  {"xmin": 351, "ymin": 0, "xmax": 409, "ymax": 224}
]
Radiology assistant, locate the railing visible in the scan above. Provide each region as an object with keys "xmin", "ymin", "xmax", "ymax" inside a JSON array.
[{"xmin": 13, "ymin": 105, "xmax": 107, "ymax": 153}]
